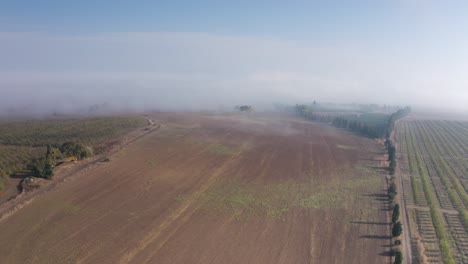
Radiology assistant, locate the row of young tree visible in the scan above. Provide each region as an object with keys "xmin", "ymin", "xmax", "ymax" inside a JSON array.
[
  {"xmin": 388, "ymin": 182, "xmax": 403, "ymax": 264},
  {"xmin": 29, "ymin": 142, "xmax": 92, "ymax": 179},
  {"xmin": 331, "ymin": 117, "xmax": 384, "ymax": 138}
]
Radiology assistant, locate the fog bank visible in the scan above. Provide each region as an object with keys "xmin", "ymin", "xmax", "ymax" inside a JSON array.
[{"xmin": 1, "ymin": 32, "xmax": 467, "ymax": 115}]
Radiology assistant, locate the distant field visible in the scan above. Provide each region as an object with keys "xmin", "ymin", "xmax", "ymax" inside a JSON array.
[
  {"xmin": 0, "ymin": 116, "xmax": 146, "ymax": 146},
  {"xmin": 0, "ymin": 116, "xmax": 146, "ymax": 191},
  {"xmin": 396, "ymin": 119, "xmax": 468, "ymax": 263},
  {"xmin": 0, "ymin": 113, "xmax": 390, "ymax": 264}
]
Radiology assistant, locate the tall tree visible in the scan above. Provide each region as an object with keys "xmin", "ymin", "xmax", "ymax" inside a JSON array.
[{"xmin": 392, "ymin": 204, "xmax": 400, "ymax": 223}]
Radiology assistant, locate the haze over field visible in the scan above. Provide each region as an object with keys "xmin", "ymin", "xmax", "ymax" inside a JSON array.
[{"xmin": 1, "ymin": 1, "xmax": 468, "ymax": 114}]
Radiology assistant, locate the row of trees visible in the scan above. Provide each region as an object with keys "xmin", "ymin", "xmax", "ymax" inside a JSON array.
[
  {"xmin": 389, "ymin": 182, "xmax": 403, "ymax": 264},
  {"xmin": 385, "ymin": 139, "xmax": 397, "ymax": 175},
  {"xmin": 29, "ymin": 142, "xmax": 92, "ymax": 179},
  {"xmin": 294, "ymin": 104, "xmax": 411, "ymax": 140},
  {"xmin": 385, "ymin": 107, "xmax": 410, "ymax": 264},
  {"xmin": 295, "ymin": 104, "xmax": 383, "ymax": 137},
  {"xmin": 386, "ymin": 138, "xmax": 402, "ymax": 264},
  {"xmin": 332, "ymin": 117, "xmax": 383, "ymax": 138},
  {"xmin": 386, "ymin": 106, "xmax": 411, "ymax": 138}
]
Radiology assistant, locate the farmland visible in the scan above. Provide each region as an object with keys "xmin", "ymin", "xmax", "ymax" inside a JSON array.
[
  {"xmin": 396, "ymin": 119, "xmax": 468, "ymax": 263},
  {"xmin": 0, "ymin": 113, "xmax": 390, "ymax": 264},
  {"xmin": 0, "ymin": 116, "xmax": 147, "ymax": 196}
]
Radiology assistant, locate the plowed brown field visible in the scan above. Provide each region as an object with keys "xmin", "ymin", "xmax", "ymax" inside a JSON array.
[{"xmin": 0, "ymin": 113, "xmax": 390, "ymax": 264}]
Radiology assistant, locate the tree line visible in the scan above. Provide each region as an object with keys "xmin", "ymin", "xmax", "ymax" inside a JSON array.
[
  {"xmin": 386, "ymin": 106, "xmax": 411, "ymax": 138},
  {"xmin": 331, "ymin": 117, "xmax": 384, "ymax": 138},
  {"xmin": 383, "ymin": 107, "xmax": 410, "ymax": 264},
  {"xmin": 295, "ymin": 104, "xmax": 402, "ymax": 138}
]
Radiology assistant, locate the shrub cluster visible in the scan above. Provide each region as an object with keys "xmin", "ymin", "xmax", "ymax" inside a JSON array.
[
  {"xmin": 30, "ymin": 142, "xmax": 92, "ymax": 179},
  {"xmin": 392, "ymin": 222, "xmax": 402, "ymax": 237},
  {"xmin": 60, "ymin": 142, "xmax": 93, "ymax": 160},
  {"xmin": 392, "ymin": 248, "xmax": 403, "ymax": 264}
]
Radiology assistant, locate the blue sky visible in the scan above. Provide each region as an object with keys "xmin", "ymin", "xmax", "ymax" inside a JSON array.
[{"xmin": 1, "ymin": 1, "xmax": 468, "ymax": 112}]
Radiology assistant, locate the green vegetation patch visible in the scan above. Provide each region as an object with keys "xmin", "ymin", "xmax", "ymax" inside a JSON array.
[
  {"xmin": 178, "ymin": 166, "xmax": 380, "ymax": 220},
  {"xmin": 206, "ymin": 143, "xmax": 238, "ymax": 156},
  {"xmin": 0, "ymin": 116, "xmax": 146, "ymax": 190},
  {"xmin": 0, "ymin": 116, "xmax": 146, "ymax": 147}
]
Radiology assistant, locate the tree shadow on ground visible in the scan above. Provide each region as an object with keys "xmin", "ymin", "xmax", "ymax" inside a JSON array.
[
  {"xmin": 9, "ymin": 171, "xmax": 33, "ymax": 192},
  {"xmin": 379, "ymin": 207, "xmax": 392, "ymax": 212},
  {"xmin": 360, "ymin": 235, "xmax": 392, "ymax": 240},
  {"xmin": 370, "ymin": 166, "xmax": 390, "ymax": 172},
  {"xmin": 350, "ymin": 221, "xmax": 390, "ymax": 226},
  {"xmin": 10, "ymin": 171, "xmax": 32, "ymax": 179},
  {"xmin": 361, "ymin": 193, "xmax": 387, "ymax": 198},
  {"xmin": 379, "ymin": 250, "xmax": 393, "ymax": 257}
]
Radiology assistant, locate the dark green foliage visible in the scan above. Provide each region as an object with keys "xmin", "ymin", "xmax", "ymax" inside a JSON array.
[
  {"xmin": 30, "ymin": 146, "xmax": 56, "ymax": 179},
  {"xmin": 332, "ymin": 114, "xmax": 387, "ymax": 138},
  {"xmin": 394, "ymin": 240, "xmax": 401, "ymax": 245},
  {"xmin": 392, "ymin": 203, "xmax": 400, "ymax": 223},
  {"xmin": 236, "ymin": 105, "xmax": 253, "ymax": 112},
  {"xmin": 393, "ymin": 249, "xmax": 403, "ymax": 264},
  {"xmin": 386, "ymin": 140, "xmax": 397, "ymax": 174},
  {"xmin": 388, "ymin": 182, "xmax": 397, "ymax": 200},
  {"xmin": 30, "ymin": 157, "xmax": 54, "ymax": 179},
  {"xmin": 389, "ymin": 159, "xmax": 397, "ymax": 175},
  {"xmin": 0, "ymin": 116, "xmax": 145, "ymax": 188},
  {"xmin": 60, "ymin": 142, "xmax": 92, "ymax": 160},
  {"xmin": 30, "ymin": 142, "xmax": 92, "ymax": 179},
  {"xmin": 46, "ymin": 144, "xmax": 62, "ymax": 162},
  {"xmin": 392, "ymin": 222, "xmax": 402, "ymax": 237},
  {"xmin": 294, "ymin": 104, "xmax": 410, "ymax": 140},
  {"xmin": 388, "ymin": 145, "xmax": 396, "ymax": 161}
]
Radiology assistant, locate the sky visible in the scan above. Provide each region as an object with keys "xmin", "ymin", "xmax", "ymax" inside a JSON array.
[{"xmin": 1, "ymin": 0, "xmax": 468, "ymax": 113}]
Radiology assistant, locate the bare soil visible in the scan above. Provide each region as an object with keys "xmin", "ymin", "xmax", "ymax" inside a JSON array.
[{"xmin": 0, "ymin": 113, "xmax": 389, "ymax": 264}]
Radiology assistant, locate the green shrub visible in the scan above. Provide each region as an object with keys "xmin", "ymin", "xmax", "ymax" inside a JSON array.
[
  {"xmin": 393, "ymin": 249, "xmax": 403, "ymax": 264},
  {"xmin": 60, "ymin": 142, "xmax": 93, "ymax": 160},
  {"xmin": 30, "ymin": 158, "xmax": 54, "ymax": 179},
  {"xmin": 392, "ymin": 222, "xmax": 402, "ymax": 237},
  {"xmin": 392, "ymin": 204, "xmax": 400, "ymax": 223}
]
